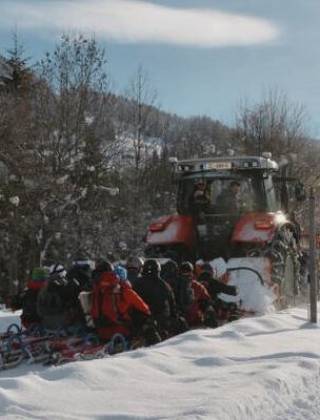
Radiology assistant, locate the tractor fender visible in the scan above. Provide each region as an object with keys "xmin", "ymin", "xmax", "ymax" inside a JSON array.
[
  {"xmin": 146, "ymin": 214, "xmax": 196, "ymax": 250},
  {"xmin": 231, "ymin": 212, "xmax": 289, "ymax": 245}
]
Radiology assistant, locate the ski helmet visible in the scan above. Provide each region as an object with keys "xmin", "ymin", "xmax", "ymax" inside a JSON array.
[
  {"xmin": 161, "ymin": 260, "xmax": 178, "ymax": 276},
  {"xmin": 127, "ymin": 256, "xmax": 144, "ymax": 271},
  {"xmin": 198, "ymin": 271, "xmax": 212, "ymax": 284},
  {"xmin": 202, "ymin": 263, "xmax": 213, "ymax": 274},
  {"xmin": 142, "ymin": 259, "xmax": 161, "ymax": 276},
  {"xmin": 49, "ymin": 263, "xmax": 67, "ymax": 279},
  {"xmin": 180, "ymin": 261, "xmax": 194, "ymax": 274},
  {"xmin": 114, "ymin": 265, "xmax": 128, "ymax": 281},
  {"xmin": 95, "ymin": 260, "xmax": 114, "ymax": 273}
]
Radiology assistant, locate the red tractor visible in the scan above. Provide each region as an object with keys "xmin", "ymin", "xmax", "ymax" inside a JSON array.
[{"xmin": 145, "ymin": 154, "xmax": 306, "ymax": 303}]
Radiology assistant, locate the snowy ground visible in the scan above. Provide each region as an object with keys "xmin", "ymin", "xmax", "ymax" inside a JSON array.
[{"xmin": 1, "ymin": 305, "xmax": 320, "ymax": 420}]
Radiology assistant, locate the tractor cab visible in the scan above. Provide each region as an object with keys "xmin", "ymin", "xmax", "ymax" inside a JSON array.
[
  {"xmin": 145, "ymin": 155, "xmax": 304, "ymax": 262},
  {"xmin": 177, "ymin": 156, "xmax": 280, "ymax": 216}
]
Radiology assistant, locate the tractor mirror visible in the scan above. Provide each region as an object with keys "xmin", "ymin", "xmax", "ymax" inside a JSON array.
[{"xmin": 295, "ymin": 182, "xmax": 306, "ymax": 202}]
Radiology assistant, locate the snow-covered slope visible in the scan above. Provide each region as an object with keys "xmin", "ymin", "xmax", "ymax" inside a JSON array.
[{"xmin": 1, "ymin": 306, "xmax": 320, "ymax": 419}]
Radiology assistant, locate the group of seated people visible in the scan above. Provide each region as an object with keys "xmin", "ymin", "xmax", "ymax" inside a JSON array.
[{"xmin": 12, "ymin": 256, "xmax": 240, "ymax": 347}]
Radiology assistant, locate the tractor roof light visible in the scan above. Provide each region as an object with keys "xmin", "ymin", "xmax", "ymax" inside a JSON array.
[
  {"xmin": 168, "ymin": 157, "xmax": 178, "ymax": 165},
  {"xmin": 149, "ymin": 222, "xmax": 166, "ymax": 232},
  {"xmin": 241, "ymin": 160, "xmax": 260, "ymax": 169},
  {"xmin": 254, "ymin": 219, "xmax": 274, "ymax": 230}
]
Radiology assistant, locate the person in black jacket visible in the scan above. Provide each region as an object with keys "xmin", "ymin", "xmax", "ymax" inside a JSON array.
[
  {"xmin": 198, "ymin": 267, "xmax": 239, "ymax": 322},
  {"xmin": 126, "ymin": 256, "xmax": 144, "ymax": 287},
  {"xmin": 133, "ymin": 259, "xmax": 177, "ymax": 338},
  {"xmin": 20, "ymin": 267, "xmax": 48, "ymax": 329},
  {"xmin": 37, "ymin": 264, "xmax": 69, "ymax": 330},
  {"xmin": 66, "ymin": 260, "xmax": 92, "ymax": 291},
  {"xmin": 65, "ymin": 260, "xmax": 93, "ymax": 329},
  {"xmin": 37, "ymin": 263, "xmax": 87, "ymax": 332},
  {"xmin": 161, "ymin": 259, "xmax": 179, "ymax": 299},
  {"xmin": 198, "ymin": 271, "xmax": 237, "ymax": 302}
]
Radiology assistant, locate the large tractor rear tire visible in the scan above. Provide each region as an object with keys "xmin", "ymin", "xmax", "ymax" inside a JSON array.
[
  {"xmin": 247, "ymin": 225, "xmax": 300, "ymax": 308},
  {"xmin": 269, "ymin": 226, "xmax": 299, "ymax": 308}
]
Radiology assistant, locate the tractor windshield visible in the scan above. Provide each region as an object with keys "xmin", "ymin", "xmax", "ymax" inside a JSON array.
[{"xmin": 178, "ymin": 174, "xmax": 266, "ymax": 216}]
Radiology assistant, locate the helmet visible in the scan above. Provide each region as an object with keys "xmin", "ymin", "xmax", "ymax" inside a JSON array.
[
  {"xmin": 196, "ymin": 179, "xmax": 206, "ymax": 187},
  {"xmin": 49, "ymin": 263, "xmax": 67, "ymax": 279},
  {"xmin": 72, "ymin": 259, "xmax": 92, "ymax": 271},
  {"xmin": 95, "ymin": 260, "xmax": 114, "ymax": 273},
  {"xmin": 114, "ymin": 265, "xmax": 128, "ymax": 281},
  {"xmin": 202, "ymin": 263, "xmax": 213, "ymax": 274},
  {"xmin": 142, "ymin": 259, "xmax": 161, "ymax": 276},
  {"xmin": 127, "ymin": 256, "xmax": 144, "ymax": 271},
  {"xmin": 119, "ymin": 241, "xmax": 128, "ymax": 251},
  {"xmin": 161, "ymin": 260, "xmax": 178, "ymax": 276},
  {"xmin": 180, "ymin": 261, "xmax": 194, "ymax": 274},
  {"xmin": 198, "ymin": 271, "xmax": 212, "ymax": 284}
]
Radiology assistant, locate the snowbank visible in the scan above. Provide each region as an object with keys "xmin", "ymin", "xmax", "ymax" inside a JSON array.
[
  {"xmin": 0, "ymin": 309, "xmax": 21, "ymax": 331},
  {"xmin": 220, "ymin": 257, "xmax": 276, "ymax": 314},
  {"xmin": 1, "ymin": 305, "xmax": 320, "ymax": 419}
]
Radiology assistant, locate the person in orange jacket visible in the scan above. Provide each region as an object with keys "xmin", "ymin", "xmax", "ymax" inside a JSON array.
[{"xmin": 91, "ymin": 261, "xmax": 159, "ymax": 344}]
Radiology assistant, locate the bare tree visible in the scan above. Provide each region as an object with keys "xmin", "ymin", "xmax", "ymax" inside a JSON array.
[
  {"xmin": 123, "ymin": 65, "xmax": 157, "ymax": 171},
  {"xmin": 235, "ymin": 90, "xmax": 307, "ymax": 158}
]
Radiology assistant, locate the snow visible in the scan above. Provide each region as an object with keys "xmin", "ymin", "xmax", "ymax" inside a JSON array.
[
  {"xmin": 1, "ymin": 304, "xmax": 320, "ymax": 419},
  {"xmin": 220, "ymin": 257, "xmax": 276, "ymax": 314},
  {"xmin": 0, "ymin": 309, "xmax": 21, "ymax": 330}
]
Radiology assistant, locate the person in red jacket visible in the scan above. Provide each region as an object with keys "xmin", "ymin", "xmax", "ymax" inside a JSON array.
[
  {"xmin": 179, "ymin": 262, "xmax": 218, "ymax": 328},
  {"xmin": 91, "ymin": 261, "xmax": 159, "ymax": 344}
]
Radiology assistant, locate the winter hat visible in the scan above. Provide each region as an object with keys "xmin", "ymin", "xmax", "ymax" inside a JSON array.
[
  {"xmin": 114, "ymin": 265, "xmax": 128, "ymax": 282},
  {"xmin": 209, "ymin": 258, "xmax": 227, "ymax": 279},
  {"xmin": 31, "ymin": 267, "xmax": 49, "ymax": 282}
]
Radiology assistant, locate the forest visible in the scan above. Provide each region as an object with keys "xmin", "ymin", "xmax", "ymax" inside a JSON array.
[{"xmin": 0, "ymin": 34, "xmax": 318, "ymax": 296}]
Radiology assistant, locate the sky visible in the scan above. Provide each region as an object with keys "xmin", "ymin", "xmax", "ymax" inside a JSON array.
[{"xmin": 0, "ymin": 0, "xmax": 319, "ymax": 136}]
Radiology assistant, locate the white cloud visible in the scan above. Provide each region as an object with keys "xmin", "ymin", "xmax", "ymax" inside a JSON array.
[{"xmin": 1, "ymin": 0, "xmax": 280, "ymax": 47}]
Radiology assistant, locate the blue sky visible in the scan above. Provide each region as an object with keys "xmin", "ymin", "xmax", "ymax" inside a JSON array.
[{"xmin": 0, "ymin": 0, "xmax": 319, "ymax": 136}]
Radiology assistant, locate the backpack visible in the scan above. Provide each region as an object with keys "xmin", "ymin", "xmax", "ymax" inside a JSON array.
[
  {"xmin": 91, "ymin": 272, "xmax": 125, "ymax": 328},
  {"xmin": 22, "ymin": 289, "xmax": 41, "ymax": 322},
  {"xmin": 38, "ymin": 279, "xmax": 66, "ymax": 317}
]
